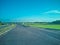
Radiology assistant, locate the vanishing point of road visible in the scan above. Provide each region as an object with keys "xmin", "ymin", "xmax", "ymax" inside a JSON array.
[{"xmin": 0, "ymin": 24, "xmax": 60, "ymax": 45}]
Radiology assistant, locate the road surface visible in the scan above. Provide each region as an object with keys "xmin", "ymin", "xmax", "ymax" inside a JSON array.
[{"xmin": 0, "ymin": 25, "xmax": 60, "ymax": 45}]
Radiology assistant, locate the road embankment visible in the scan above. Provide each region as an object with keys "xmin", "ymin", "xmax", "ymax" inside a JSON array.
[{"xmin": 0, "ymin": 24, "xmax": 16, "ymax": 36}]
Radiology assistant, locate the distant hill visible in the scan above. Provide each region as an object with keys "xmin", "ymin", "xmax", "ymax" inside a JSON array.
[
  {"xmin": 52, "ymin": 20, "xmax": 60, "ymax": 24},
  {"xmin": 31, "ymin": 20, "xmax": 60, "ymax": 24}
]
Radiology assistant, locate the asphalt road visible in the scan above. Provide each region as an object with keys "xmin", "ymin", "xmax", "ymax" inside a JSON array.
[{"xmin": 0, "ymin": 25, "xmax": 60, "ymax": 45}]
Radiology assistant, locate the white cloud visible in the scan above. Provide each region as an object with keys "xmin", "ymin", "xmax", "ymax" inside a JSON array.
[
  {"xmin": 44, "ymin": 10, "xmax": 60, "ymax": 14},
  {"xmin": 14, "ymin": 17, "xmax": 45, "ymax": 22}
]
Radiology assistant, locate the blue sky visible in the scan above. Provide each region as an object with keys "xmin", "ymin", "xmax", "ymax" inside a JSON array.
[{"xmin": 0, "ymin": 0, "xmax": 60, "ymax": 22}]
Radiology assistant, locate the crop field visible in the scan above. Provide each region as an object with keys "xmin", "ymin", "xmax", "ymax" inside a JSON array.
[{"xmin": 23, "ymin": 22, "xmax": 60, "ymax": 30}]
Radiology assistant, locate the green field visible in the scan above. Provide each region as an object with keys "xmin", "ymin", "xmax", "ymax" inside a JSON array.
[
  {"xmin": 0, "ymin": 24, "xmax": 16, "ymax": 36},
  {"xmin": 23, "ymin": 23, "xmax": 60, "ymax": 30}
]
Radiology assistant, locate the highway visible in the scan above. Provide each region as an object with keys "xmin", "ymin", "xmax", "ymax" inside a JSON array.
[{"xmin": 0, "ymin": 25, "xmax": 60, "ymax": 45}]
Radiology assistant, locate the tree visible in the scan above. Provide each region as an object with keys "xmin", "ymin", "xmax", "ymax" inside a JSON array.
[{"xmin": 0, "ymin": 21, "xmax": 4, "ymax": 25}]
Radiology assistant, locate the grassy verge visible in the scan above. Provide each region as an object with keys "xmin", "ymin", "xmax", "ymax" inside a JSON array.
[
  {"xmin": 23, "ymin": 23, "xmax": 60, "ymax": 30},
  {"xmin": 0, "ymin": 24, "xmax": 16, "ymax": 36}
]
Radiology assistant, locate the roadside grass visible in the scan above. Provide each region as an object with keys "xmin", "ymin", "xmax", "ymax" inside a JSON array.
[
  {"xmin": 23, "ymin": 23, "xmax": 60, "ymax": 30},
  {"xmin": 0, "ymin": 24, "xmax": 16, "ymax": 36}
]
